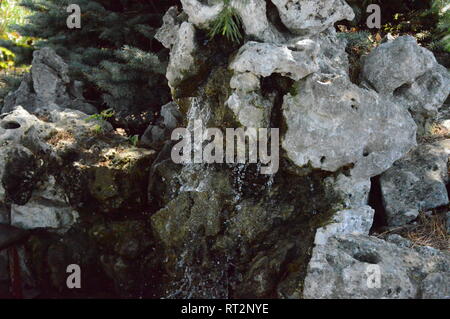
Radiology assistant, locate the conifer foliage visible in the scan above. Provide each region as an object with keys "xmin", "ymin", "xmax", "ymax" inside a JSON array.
[{"xmin": 16, "ymin": 0, "xmax": 178, "ymax": 129}]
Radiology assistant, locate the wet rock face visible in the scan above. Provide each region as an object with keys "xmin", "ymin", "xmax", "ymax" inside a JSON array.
[
  {"xmin": 380, "ymin": 140, "xmax": 450, "ymax": 226},
  {"xmin": 152, "ymin": 0, "xmax": 450, "ymax": 300}
]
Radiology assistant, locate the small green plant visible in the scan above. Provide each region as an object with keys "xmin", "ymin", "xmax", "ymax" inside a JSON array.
[
  {"xmin": 209, "ymin": 0, "xmax": 244, "ymax": 43},
  {"xmin": 85, "ymin": 108, "xmax": 115, "ymax": 134},
  {"xmin": 128, "ymin": 135, "xmax": 139, "ymax": 146}
]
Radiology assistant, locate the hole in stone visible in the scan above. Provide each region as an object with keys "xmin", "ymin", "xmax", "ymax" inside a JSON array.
[
  {"xmin": 393, "ymin": 82, "xmax": 412, "ymax": 96},
  {"xmin": 1, "ymin": 121, "xmax": 21, "ymax": 129},
  {"xmin": 320, "ymin": 156, "xmax": 326, "ymax": 164},
  {"xmin": 363, "ymin": 149, "xmax": 370, "ymax": 157},
  {"xmin": 353, "ymin": 251, "xmax": 380, "ymax": 264},
  {"xmin": 369, "ymin": 176, "xmax": 388, "ymax": 234}
]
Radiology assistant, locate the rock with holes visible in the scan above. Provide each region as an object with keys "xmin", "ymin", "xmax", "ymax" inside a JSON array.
[
  {"xmin": 303, "ymin": 234, "xmax": 450, "ymax": 299},
  {"xmin": 380, "ymin": 140, "xmax": 450, "ymax": 226},
  {"xmin": 314, "ymin": 206, "xmax": 374, "ymax": 246},
  {"xmin": 2, "ymin": 47, "xmax": 97, "ymax": 116},
  {"xmin": 361, "ymin": 36, "xmax": 450, "ymax": 133},
  {"xmin": 393, "ymin": 64, "xmax": 450, "ymax": 133},
  {"xmin": 231, "ymin": 0, "xmax": 285, "ymax": 43},
  {"xmin": 155, "ymin": 6, "xmax": 183, "ymax": 49},
  {"xmin": 282, "ymin": 72, "xmax": 417, "ymax": 179},
  {"xmin": 226, "ymin": 71, "xmax": 275, "ymax": 128},
  {"xmin": 361, "ymin": 36, "xmax": 437, "ymax": 94},
  {"xmin": 180, "ymin": 0, "xmax": 284, "ymax": 43},
  {"xmin": 270, "ymin": 0, "xmax": 355, "ymax": 36},
  {"xmin": 229, "ymin": 41, "xmax": 320, "ymax": 81}
]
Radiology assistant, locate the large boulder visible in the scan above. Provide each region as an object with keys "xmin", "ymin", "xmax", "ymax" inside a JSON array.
[
  {"xmin": 166, "ymin": 22, "xmax": 201, "ymax": 90},
  {"xmin": 282, "ymin": 73, "xmax": 417, "ymax": 178},
  {"xmin": 303, "ymin": 234, "xmax": 450, "ymax": 299},
  {"xmin": 361, "ymin": 36, "xmax": 450, "ymax": 132},
  {"xmin": 270, "ymin": 0, "xmax": 355, "ymax": 36},
  {"xmin": 380, "ymin": 140, "xmax": 450, "ymax": 226},
  {"xmin": 229, "ymin": 40, "xmax": 320, "ymax": 81},
  {"xmin": 2, "ymin": 47, "xmax": 97, "ymax": 115},
  {"xmin": 361, "ymin": 36, "xmax": 437, "ymax": 94}
]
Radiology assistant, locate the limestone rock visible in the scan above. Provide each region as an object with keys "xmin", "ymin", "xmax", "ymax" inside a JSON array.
[
  {"xmin": 282, "ymin": 73, "xmax": 417, "ymax": 178},
  {"xmin": 361, "ymin": 36, "xmax": 438, "ymax": 95},
  {"xmin": 166, "ymin": 22, "xmax": 200, "ymax": 90},
  {"xmin": 393, "ymin": 64, "xmax": 450, "ymax": 133},
  {"xmin": 314, "ymin": 206, "xmax": 374, "ymax": 246},
  {"xmin": 229, "ymin": 41, "xmax": 319, "ymax": 81},
  {"xmin": 270, "ymin": 0, "xmax": 355, "ymax": 36},
  {"xmin": 10, "ymin": 175, "xmax": 79, "ymax": 233},
  {"xmin": 303, "ymin": 234, "xmax": 450, "ymax": 299},
  {"xmin": 380, "ymin": 140, "xmax": 450, "ymax": 226},
  {"xmin": 180, "ymin": 0, "xmax": 284, "ymax": 43},
  {"xmin": 155, "ymin": 6, "xmax": 182, "ymax": 49},
  {"xmin": 326, "ymin": 174, "xmax": 371, "ymax": 209},
  {"xmin": 2, "ymin": 47, "xmax": 97, "ymax": 115},
  {"xmin": 231, "ymin": 0, "xmax": 285, "ymax": 43}
]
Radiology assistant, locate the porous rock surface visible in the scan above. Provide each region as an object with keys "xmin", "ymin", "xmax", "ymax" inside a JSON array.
[{"xmin": 0, "ymin": 0, "xmax": 449, "ymax": 299}]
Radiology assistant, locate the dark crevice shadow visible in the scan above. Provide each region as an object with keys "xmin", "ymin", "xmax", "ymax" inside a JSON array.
[{"xmin": 369, "ymin": 175, "xmax": 388, "ymax": 234}]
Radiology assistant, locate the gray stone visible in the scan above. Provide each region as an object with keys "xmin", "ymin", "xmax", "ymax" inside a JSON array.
[
  {"xmin": 229, "ymin": 41, "xmax": 319, "ymax": 81},
  {"xmin": 303, "ymin": 234, "xmax": 450, "ymax": 299},
  {"xmin": 11, "ymin": 175, "xmax": 79, "ymax": 234},
  {"xmin": 2, "ymin": 47, "xmax": 97, "ymax": 115},
  {"xmin": 361, "ymin": 36, "xmax": 438, "ymax": 94},
  {"xmin": 380, "ymin": 139, "xmax": 450, "ymax": 226},
  {"xmin": 231, "ymin": 0, "xmax": 285, "ymax": 43},
  {"xmin": 270, "ymin": 0, "xmax": 355, "ymax": 36},
  {"xmin": 155, "ymin": 6, "xmax": 182, "ymax": 49},
  {"xmin": 226, "ymin": 88, "xmax": 274, "ymax": 128},
  {"xmin": 393, "ymin": 64, "xmax": 450, "ymax": 133},
  {"xmin": 180, "ymin": 0, "xmax": 224, "ymax": 29},
  {"xmin": 180, "ymin": 0, "xmax": 284, "ymax": 43},
  {"xmin": 282, "ymin": 73, "xmax": 417, "ymax": 178},
  {"xmin": 166, "ymin": 22, "xmax": 200, "ymax": 90},
  {"xmin": 314, "ymin": 206, "xmax": 374, "ymax": 246},
  {"xmin": 325, "ymin": 174, "xmax": 371, "ymax": 209},
  {"xmin": 420, "ymin": 272, "xmax": 449, "ymax": 299}
]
